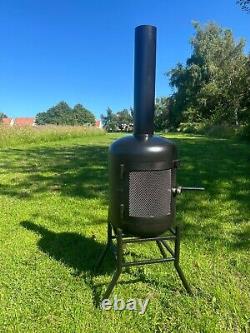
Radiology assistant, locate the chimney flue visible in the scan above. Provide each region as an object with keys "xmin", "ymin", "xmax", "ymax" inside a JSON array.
[{"xmin": 134, "ymin": 25, "xmax": 157, "ymax": 136}]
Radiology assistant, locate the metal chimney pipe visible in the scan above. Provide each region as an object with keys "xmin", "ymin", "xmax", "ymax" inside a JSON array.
[{"xmin": 134, "ymin": 25, "xmax": 157, "ymax": 136}]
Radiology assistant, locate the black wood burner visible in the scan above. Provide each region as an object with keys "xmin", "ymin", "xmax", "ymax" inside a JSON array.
[{"xmin": 96, "ymin": 25, "xmax": 204, "ymax": 300}]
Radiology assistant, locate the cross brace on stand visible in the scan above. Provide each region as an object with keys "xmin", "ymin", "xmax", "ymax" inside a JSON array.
[{"xmin": 95, "ymin": 222, "xmax": 192, "ymax": 300}]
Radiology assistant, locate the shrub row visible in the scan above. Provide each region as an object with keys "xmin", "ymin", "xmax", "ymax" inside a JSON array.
[{"xmin": 177, "ymin": 122, "xmax": 250, "ymax": 140}]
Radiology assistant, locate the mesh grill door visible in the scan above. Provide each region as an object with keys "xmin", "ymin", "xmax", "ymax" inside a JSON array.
[{"xmin": 129, "ymin": 169, "xmax": 172, "ymax": 218}]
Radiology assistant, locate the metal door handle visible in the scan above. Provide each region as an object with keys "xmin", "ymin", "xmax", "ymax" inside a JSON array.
[{"xmin": 172, "ymin": 186, "xmax": 205, "ymax": 195}]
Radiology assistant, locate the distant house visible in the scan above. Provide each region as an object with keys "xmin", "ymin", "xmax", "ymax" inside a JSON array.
[
  {"xmin": 1, "ymin": 118, "xmax": 14, "ymax": 126},
  {"xmin": 2, "ymin": 117, "xmax": 100, "ymax": 128},
  {"xmin": 95, "ymin": 120, "xmax": 102, "ymax": 128},
  {"xmin": 14, "ymin": 118, "xmax": 35, "ymax": 126},
  {"xmin": 1, "ymin": 117, "xmax": 35, "ymax": 126}
]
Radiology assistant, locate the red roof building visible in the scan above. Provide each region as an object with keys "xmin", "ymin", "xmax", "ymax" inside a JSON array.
[
  {"xmin": 95, "ymin": 120, "xmax": 102, "ymax": 128},
  {"xmin": 1, "ymin": 118, "xmax": 14, "ymax": 126},
  {"xmin": 14, "ymin": 118, "xmax": 35, "ymax": 126}
]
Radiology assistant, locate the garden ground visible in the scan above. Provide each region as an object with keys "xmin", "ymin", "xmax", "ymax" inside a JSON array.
[{"xmin": 0, "ymin": 132, "xmax": 249, "ymax": 332}]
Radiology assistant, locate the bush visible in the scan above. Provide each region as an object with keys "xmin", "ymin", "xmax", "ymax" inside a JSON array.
[
  {"xmin": 177, "ymin": 122, "xmax": 207, "ymax": 134},
  {"xmin": 177, "ymin": 122, "xmax": 243, "ymax": 140},
  {"xmin": 205, "ymin": 125, "xmax": 236, "ymax": 139},
  {"xmin": 236, "ymin": 124, "xmax": 250, "ymax": 140}
]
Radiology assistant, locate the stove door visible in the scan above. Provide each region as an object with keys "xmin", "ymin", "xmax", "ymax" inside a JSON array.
[{"xmin": 128, "ymin": 169, "xmax": 172, "ymax": 218}]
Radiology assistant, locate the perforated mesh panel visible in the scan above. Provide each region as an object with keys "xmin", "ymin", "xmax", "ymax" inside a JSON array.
[{"xmin": 129, "ymin": 169, "xmax": 172, "ymax": 218}]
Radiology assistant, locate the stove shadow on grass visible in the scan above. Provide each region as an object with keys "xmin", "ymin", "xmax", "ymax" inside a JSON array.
[
  {"xmin": 20, "ymin": 220, "xmax": 114, "ymax": 275},
  {"xmin": 20, "ymin": 220, "xmax": 117, "ymax": 303},
  {"xmin": 20, "ymin": 220, "xmax": 181, "ymax": 305}
]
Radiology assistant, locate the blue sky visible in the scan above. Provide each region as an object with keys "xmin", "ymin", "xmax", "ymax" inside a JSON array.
[{"xmin": 0, "ymin": 0, "xmax": 249, "ymax": 119}]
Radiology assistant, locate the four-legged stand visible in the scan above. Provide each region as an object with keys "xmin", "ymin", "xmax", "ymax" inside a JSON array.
[{"xmin": 95, "ymin": 223, "xmax": 192, "ymax": 300}]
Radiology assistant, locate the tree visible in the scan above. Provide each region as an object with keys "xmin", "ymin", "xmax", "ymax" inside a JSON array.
[
  {"xmin": 36, "ymin": 101, "xmax": 71, "ymax": 125},
  {"xmin": 36, "ymin": 101, "xmax": 95, "ymax": 126},
  {"xmin": 237, "ymin": 0, "xmax": 250, "ymax": 12},
  {"xmin": 0, "ymin": 112, "xmax": 7, "ymax": 121},
  {"xmin": 73, "ymin": 104, "xmax": 95, "ymax": 125},
  {"xmin": 168, "ymin": 22, "xmax": 249, "ymax": 129},
  {"xmin": 101, "ymin": 107, "xmax": 134, "ymax": 132},
  {"xmin": 116, "ymin": 109, "xmax": 133, "ymax": 131},
  {"xmin": 239, "ymin": 55, "xmax": 250, "ymax": 124},
  {"xmin": 101, "ymin": 107, "xmax": 118, "ymax": 131},
  {"xmin": 154, "ymin": 97, "xmax": 170, "ymax": 131}
]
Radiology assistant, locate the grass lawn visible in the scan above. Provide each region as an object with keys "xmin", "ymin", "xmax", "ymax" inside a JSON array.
[{"xmin": 0, "ymin": 132, "xmax": 249, "ymax": 332}]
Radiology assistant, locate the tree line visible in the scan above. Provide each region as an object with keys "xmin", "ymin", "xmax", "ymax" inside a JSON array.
[
  {"xmin": 101, "ymin": 97, "xmax": 170, "ymax": 132},
  {"xmin": 35, "ymin": 102, "xmax": 95, "ymax": 126},
  {"xmin": 0, "ymin": 103, "xmax": 96, "ymax": 126}
]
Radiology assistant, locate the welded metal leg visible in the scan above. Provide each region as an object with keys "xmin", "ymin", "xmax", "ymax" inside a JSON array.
[
  {"xmin": 175, "ymin": 263, "xmax": 192, "ymax": 295},
  {"xmin": 102, "ymin": 228, "xmax": 123, "ymax": 300},
  {"xmin": 156, "ymin": 240, "xmax": 167, "ymax": 258},
  {"xmin": 95, "ymin": 223, "xmax": 112, "ymax": 273},
  {"xmin": 174, "ymin": 226, "xmax": 192, "ymax": 295},
  {"xmin": 97, "ymin": 224, "xmax": 192, "ymax": 300},
  {"xmin": 161, "ymin": 239, "xmax": 175, "ymax": 257}
]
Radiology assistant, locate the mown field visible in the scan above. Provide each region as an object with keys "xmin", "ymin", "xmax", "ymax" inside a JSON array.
[{"xmin": 0, "ymin": 127, "xmax": 249, "ymax": 332}]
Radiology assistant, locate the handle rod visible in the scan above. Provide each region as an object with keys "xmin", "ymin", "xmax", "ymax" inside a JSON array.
[
  {"xmin": 181, "ymin": 187, "xmax": 205, "ymax": 191},
  {"xmin": 172, "ymin": 186, "xmax": 205, "ymax": 195}
]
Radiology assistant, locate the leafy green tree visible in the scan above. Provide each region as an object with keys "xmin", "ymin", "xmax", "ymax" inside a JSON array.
[
  {"xmin": 36, "ymin": 101, "xmax": 71, "ymax": 125},
  {"xmin": 239, "ymin": 55, "xmax": 250, "ymax": 124},
  {"xmin": 101, "ymin": 107, "xmax": 118, "ymax": 131},
  {"xmin": 73, "ymin": 104, "xmax": 95, "ymax": 125},
  {"xmin": 0, "ymin": 112, "xmax": 7, "ymax": 121},
  {"xmin": 116, "ymin": 109, "xmax": 133, "ymax": 130},
  {"xmin": 102, "ymin": 102, "xmax": 173, "ymax": 132},
  {"xmin": 237, "ymin": 0, "xmax": 250, "ymax": 12},
  {"xmin": 101, "ymin": 107, "xmax": 133, "ymax": 132},
  {"xmin": 154, "ymin": 97, "xmax": 170, "ymax": 131},
  {"xmin": 129, "ymin": 107, "xmax": 134, "ymax": 119},
  {"xmin": 36, "ymin": 101, "xmax": 95, "ymax": 126},
  {"xmin": 168, "ymin": 22, "xmax": 249, "ymax": 129}
]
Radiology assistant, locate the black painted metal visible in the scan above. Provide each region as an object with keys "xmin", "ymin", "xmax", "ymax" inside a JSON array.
[
  {"xmin": 95, "ymin": 223, "xmax": 192, "ymax": 300},
  {"xmin": 108, "ymin": 25, "xmax": 179, "ymax": 237},
  {"xmin": 109, "ymin": 135, "xmax": 178, "ymax": 237},
  {"xmin": 96, "ymin": 25, "xmax": 205, "ymax": 299},
  {"xmin": 122, "ymin": 235, "xmax": 176, "ymax": 243},
  {"xmin": 134, "ymin": 25, "xmax": 156, "ymax": 135}
]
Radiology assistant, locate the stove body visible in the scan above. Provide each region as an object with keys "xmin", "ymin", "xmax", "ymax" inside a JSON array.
[
  {"xmin": 109, "ymin": 135, "xmax": 178, "ymax": 236},
  {"xmin": 108, "ymin": 25, "xmax": 178, "ymax": 237}
]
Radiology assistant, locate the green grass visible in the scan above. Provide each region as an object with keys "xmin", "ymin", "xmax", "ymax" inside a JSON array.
[
  {"xmin": 0, "ymin": 125, "xmax": 104, "ymax": 148},
  {"xmin": 0, "ymin": 132, "xmax": 249, "ymax": 332}
]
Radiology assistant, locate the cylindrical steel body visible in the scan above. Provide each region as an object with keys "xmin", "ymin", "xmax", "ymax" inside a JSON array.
[{"xmin": 108, "ymin": 135, "xmax": 177, "ymax": 237}]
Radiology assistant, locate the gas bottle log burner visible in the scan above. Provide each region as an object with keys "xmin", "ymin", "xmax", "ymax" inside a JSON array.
[{"xmin": 95, "ymin": 25, "xmax": 204, "ymax": 300}]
